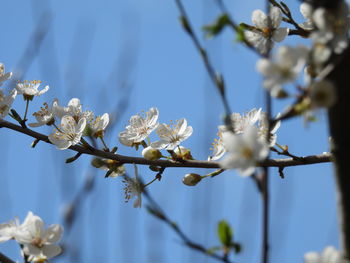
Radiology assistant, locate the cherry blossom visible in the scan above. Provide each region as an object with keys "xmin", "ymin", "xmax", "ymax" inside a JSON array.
[
  {"xmin": 89, "ymin": 113, "xmax": 109, "ymax": 138},
  {"xmin": 0, "ymin": 63, "xmax": 12, "ymax": 86},
  {"xmin": 244, "ymin": 7, "xmax": 289, "ymax": 54},
  {"xmin": 257, "ymin": 45, "xmax": 308, "ymax": 97},
  {"xmin": 28, "ymin": 102, "xmax": 55, "ymax": 127},
  {"xmin": 16, "ymin": 80, "xmax": 49, "ymax": 99},
  {"xmin": 151, "ymin": 118, "xmax": 193, "ymax": 150},
  {"xmin": 0, "ymin": 88, "xmax": 17, "ymax": 119},
  {"xmin": 219, "ymin": 126, "xmax": 269, "ymax": 176},
  {"xmin": 52, "ymin": 98, "xmax": 93, "ymax": 123},
  {"xmin": 123, "ymin": 165, "xmax": 143, "ymax": 208},
  {"xmin": 304, "ymin": 246, "xmax": 348, "ymax": 263},
  {"xmin": 119, "ymin": 107, "xmax": 159, "ymax": 147},
  {"xmin": 48, "ymin": 115, "xmax": 86, "ymax": 150}
]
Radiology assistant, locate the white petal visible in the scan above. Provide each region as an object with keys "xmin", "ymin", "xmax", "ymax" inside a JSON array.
[
  {"xmin": 252, "ymin": 9, "xmax": 268, "ymax": 28},
  {"xmin": 37, "ymin": 85, "xmax": 49, "ymax": 96},
  {"xmin": 48, "ymin": 134, "xmax": 71, "ymax": 150},
  {"xmin": 270, "ymin": 6, "xmax": 282, "ymax": 28},
  {"xmin": 42, "ymin": 244, "xmax": 62, "ymax": 259},
  {"xmin": 44, "ymin": 224, "xmax": 63, "ymax": 243},
  {"xmin": 272, "ymin": 28, "xmax": 289, "ymax": 42}
]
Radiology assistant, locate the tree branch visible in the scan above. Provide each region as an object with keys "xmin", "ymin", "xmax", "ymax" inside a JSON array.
[{"xmin": 0, "ymin": 119, "xmax": 332, "ymax": 169}]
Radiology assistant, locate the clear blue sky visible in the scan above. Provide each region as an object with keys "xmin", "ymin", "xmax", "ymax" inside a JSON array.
[{"xmin": 0, "ymin": 0, "xmax": 338, "ymax": 262}]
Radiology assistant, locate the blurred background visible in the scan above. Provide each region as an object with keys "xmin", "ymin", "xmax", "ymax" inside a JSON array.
[{"xmin": 0, "ymin": 0, "xmax": 338, "ymax": 262}]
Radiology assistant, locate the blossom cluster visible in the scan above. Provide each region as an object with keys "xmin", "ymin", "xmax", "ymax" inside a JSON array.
[
  {"xmin": 0, "ymin": 211, "xmax": 63, "ymax": 263},
  {"xmin": 304, "ymin": 246, "xmax": 349, "ymax": 263},
  {"xmin": 209, "ymin": 108, "xmax": 280, "ymax": 176},
  {"xmin": 244, "ymin": 2, "xmax": 344, "ymax": 112}
]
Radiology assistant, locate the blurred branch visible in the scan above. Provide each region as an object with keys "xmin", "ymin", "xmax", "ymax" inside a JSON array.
[
  {"xmin": 174, "ymin": 0, "xmax": 232, "ymax": 116},
  {"xmin": 0, "ymin": 253, "xmax": 15, "ymax": 263},
  {"xmin": 144, "ymin": 191, "xmax": 233, "ymax": 263},
  {"xmin": 0, "ymin": 119, "xmax": 332, "ymax": 169}
]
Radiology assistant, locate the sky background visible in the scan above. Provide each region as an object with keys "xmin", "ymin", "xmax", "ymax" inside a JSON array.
[{"xmin": 0, "ymin": 0, "xmax": 339, "ymax": 263}]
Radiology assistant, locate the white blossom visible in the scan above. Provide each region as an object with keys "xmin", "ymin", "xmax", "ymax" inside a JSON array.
[
  {"xmin": 0, "ymin": 212, "xmax": 63, "ymax": 263},
  {"xmin": 123, "ymin": 165, "xmax": 143, "ymax": 208},
  {"xmin": 48, "ymin": 115, "xmax": 86, "ymax": 150},
  {"xmin": 245, "ymin": 7, "xmax": 289, "ymax": 54},
  {"xmin": 304, "ymin": 246, "xmax": 349, "ymax": 263},
  {"xmin": 52, "ymin": 98, "xmax": 93, "ymax": 122},
  {"xmin": 309, "ymin": 80, "xmax": 336, "ymax": 108},
  {"xmin": 209, "ymin": 108, "xmax": 280, "ymax": 161},
  {"xmin": 0, "ymin": 218, "xmax": 19, "ymax": 242},
  {"xmin": 0, "ymin": 63, "xmax": 12, "ymax": 86},
  {"xmin": 219, "ymin": 126, "xmax": 269, "ymax": 176},
  {"xmin": 0, "ymin": 88, "xmax": 17, "ymax": 119},
  {"xmin": 16, "ymin": 80, "xmax": 49, "ymax": 98},
  {"xmin": 258, "ymin": 112, "xmax": 281, "ymax": 146},
  {"xmin": 151, "ymin": 118, "xmax": 193, "ymax": 150},
  {"xmin": 119, "ymin": 107, "xmax": 159, "ymax": 147},
  {"xmin": 15, "ymin": 212, "xmax": 63, "ymax": 263},
  {"xmin": 311, "ymin": 2, "xmax": 350, "ymax": 54},
  {"xmin": 89, "ymin": 113, "xmax": 109, "ymax": 138},
  {"xmin": 257, "ymin": 45, "xmax": 308, "ymax": 97},
  {"xmin": 28, "ymin": 102, "xmax": 55, "ymax": 127},
  {"xmin": 299, "ymin": 3, "xmax": 314, "ymax": 30}
]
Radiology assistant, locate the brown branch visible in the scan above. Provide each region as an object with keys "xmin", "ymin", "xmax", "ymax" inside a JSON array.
[
  {"xmin": 0, "ymin": 253, "xmax": 16, "ymax": 263},
  {"xmin": 0, "ymin": 119, "xmax": 332, "ymax": 169}
]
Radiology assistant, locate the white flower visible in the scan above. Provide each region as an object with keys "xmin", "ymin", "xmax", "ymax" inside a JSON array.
[
  {"xmin": 299, "ymin": 3, "xmax": 314, "ymax": 30},
  {"xmin": 15, "ymin": 212, "xmax": 63, "ymax": 263},
  {"xmin": 304, "ymin": 246, "xmax": 349, "ymax": 263},
  {"xmin": 151, "ymin": 118, "xmax": 193, "ymax": 150},
  {"xmin": 119, "ymin": 107, "xmax": 159, "ymax": 147},
  {"xmin": 0, "ymin": 218, "xmax": 19, "ymax": 242},
  {"xmin": 0, "ymin": 88, "xmax": 17, "ymax": 119},
  {"xmin": 142, "ymin": 146, "xmax": 162, "ymax": 161},
  {"xmin": 123, "ymin": 165, "xmax": 143, "ymax": 208},
  {"xmin": 89, "ymin": 113, "xmax": 109, "ymax": 138},
  {"xmin": 208, "ymin": 108, "xmax": 264, "ymax": 160},
  {"xmin": 245, "ymin": 7, "xmax": 289, "ymax": 54},
  {"xmin": 16, "ymin": 80, "xmax": 49, "ymax": 98},
  {"xmin": 257, "ymin": 45, "xmax": 308, "ymax": 97},
  {"xmin": 0, "ymin": 63, "xmax": 12, "ymax": 86},
  {"xmin": 52, "ymin": 98, "xmax": 93, "ymax": 123},
  {"xmin": 311, "ymin": 2, "xmax": 350, "ymax": 54},
  {"xmin": 28, "ymin": 102, "xmax": 55, "ymax": 127},
  {"xmin": 219, "ymin": 126, "xmax": 269, "ymax": 176},
  {"xmin": 257, "ymin": 112, "xmax": 281, "ymax": 146},
  {"xmin": 309, "ymin": 80, "xmax": 336, "ymax": 108},
  {"xmin": 48, "ymin": 115, "xmax": 86, "ymax": 150}
]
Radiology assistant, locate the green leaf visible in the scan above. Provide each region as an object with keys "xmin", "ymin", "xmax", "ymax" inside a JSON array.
[
  {"xmin": 217, "ymin": 220, "xmax": 233, "ymax": 247},
  {"xmin": 203, "ymin": 14, "xmax": 230, "ymax": 38}
]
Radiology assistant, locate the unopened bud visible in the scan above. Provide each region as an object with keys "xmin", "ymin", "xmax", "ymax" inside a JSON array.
[
  {"xmin": 174, "ymin": 146, "xmax": 193, "ymax": 160},
  {"xmin": 91, "ymin": 158, "xmax": 105, "ymax": 168},
  {"xmin": 142, "ymin": 146, "xmax": 162, "ymax": 161},
  {"xmin": 182, "ymin": 173, "xmax": 202, "ymax": 186}
]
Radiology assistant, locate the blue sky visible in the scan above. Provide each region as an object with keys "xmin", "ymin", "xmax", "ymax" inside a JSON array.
[{"xmin": 0, "ymin": 0, "xmax": 338, "ymax": 262}]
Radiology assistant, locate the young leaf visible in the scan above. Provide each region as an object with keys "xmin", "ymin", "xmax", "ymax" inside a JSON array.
[{"xmin": 217, "ymin": 220, "xmax": 233, "ymax": 247}]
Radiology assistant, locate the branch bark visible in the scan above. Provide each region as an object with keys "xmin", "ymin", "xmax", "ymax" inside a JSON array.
[
  {"xmin": 0, "ymin": 119, "xmax": 331, "ymax": 169},
  {"xmin": 327, "ymin": 46, "xmax": 350, "ymax": 259}
]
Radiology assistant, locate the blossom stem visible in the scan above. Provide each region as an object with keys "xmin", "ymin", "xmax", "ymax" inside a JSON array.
[
  {"xmin": 201, "ymin": 169, "xmax": 225, "ymax": 179},
  {"xmin": 23, "ymin": 99, "xmax": 30, "ymax": 121},
  {"xmin": 99, "ymin": 136, "xmax": 109, "ymax": 151},
  {"xmin": 53, "ymin": 123, "xmax": 63, "ymax": 133},
  {"xmin": 144, "ymin": 177, "xmax": 159, "ymax": 188}
]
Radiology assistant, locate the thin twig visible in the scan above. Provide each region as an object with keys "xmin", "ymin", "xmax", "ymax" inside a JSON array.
[
  {"xmin": 174, "ymin": 0, "xmax": 232, "ymax": 116},
  {"xmin": 144, "ymin": 191, "xmax": 232, "ymax": 263}
]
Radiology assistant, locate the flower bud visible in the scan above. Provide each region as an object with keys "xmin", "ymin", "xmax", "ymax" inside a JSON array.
[
  {"xmin": 142, "ymin": 146, "xmax": 162, "ymax": 161},
  {"xmin": 174, "ymin": 146, "xmax": 193, "ymax": 160},
  {"xmin": 182, "ymin": 173, "xmax": 202, "ymax": 186}
]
